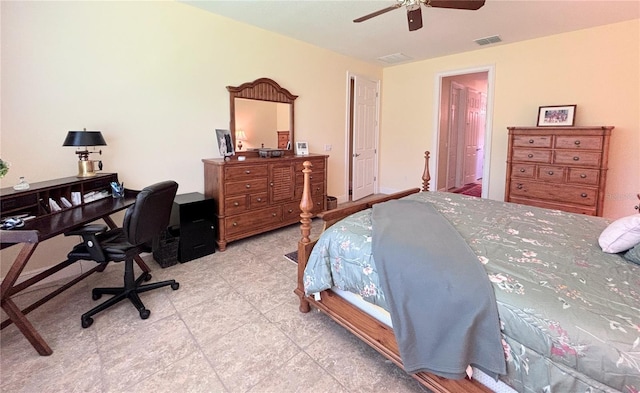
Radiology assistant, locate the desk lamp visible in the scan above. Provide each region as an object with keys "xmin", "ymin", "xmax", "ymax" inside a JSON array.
[
  {"xmin": 63, "ymin": 128, "xmax": 107, "ymax": 177},
  {"xmin": 236, "ymin": 130, "xmax": 247, "ymax": 151}
]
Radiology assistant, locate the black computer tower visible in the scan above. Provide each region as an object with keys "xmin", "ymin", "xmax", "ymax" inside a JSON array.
[{"xmin": 169, "ymin": 193, "xmax": 216, "ymax": 263}]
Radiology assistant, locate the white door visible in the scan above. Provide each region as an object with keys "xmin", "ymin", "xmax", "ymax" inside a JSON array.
[
  {"xmin": 475, "ymin": 93, "xmax": 487, "ymax": 180},
  {"xmin": 446, "ymin": 82, "xmax": 464, "ymax": 190},
  {"xmin": 352, "ymin": 76, "xmax": 378, "ymax": 201},
  {"xmin": 463, "ymin": 88, "xmax": 482, "ymax": 185}
]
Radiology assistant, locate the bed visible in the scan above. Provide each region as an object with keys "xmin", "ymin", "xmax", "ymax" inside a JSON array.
[{"xmin": 294, "ymin": 152, "xmax": 640, "ymax": 393}]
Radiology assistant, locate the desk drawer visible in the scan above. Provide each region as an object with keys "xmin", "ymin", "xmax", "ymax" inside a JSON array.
[
  {"xmin": 510, "ymin": 181, "xmax": 596, "ymax": 207},
  {"xmin": 1, "ymin": 193, "xmax": 38, "ymax": 214},
  {"xmin": 567, "ymin": 168, "xmax": 599, "ymax": 185}
]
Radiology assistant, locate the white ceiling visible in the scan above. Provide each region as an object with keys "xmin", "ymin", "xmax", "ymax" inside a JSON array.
[{"xmin": 181, "ymin": 0, "xmax": 640, "ymax": 66}]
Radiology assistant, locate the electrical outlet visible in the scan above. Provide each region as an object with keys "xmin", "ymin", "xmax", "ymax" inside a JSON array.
[{"xmin": 324, "ymin": 144, "xmax": 332, "ymax": 151}]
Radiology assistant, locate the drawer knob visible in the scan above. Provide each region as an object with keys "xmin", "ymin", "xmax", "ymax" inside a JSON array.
[
  {"xmin": 232, "ymin": 222, "xmax": 238, "ymax": 226},
  {"xmin": 245, "ymin": 184, "xmax": 251, "ymax": 188},
  {"xmin": 272, "ymin": 213, "xmax": 277, "ymax": 217},
  {"xmin": 245, "ymin": 170, "xmax": 251, "ymax": 174},
  {"xmin": 548, "ymin": 171, "xmax": 554, "ymax": 175},
  {"xmin": 310, "ymin": 176, "xmax": 313, "ymax": 180},
  {"xmin": 257, "ymin": 197, "xmax": 262, "ymax": 202},
  {"xmin": 573, "ymin": 156, "xmax": 580, "ymax": 161},
  {"xmin": 233, "ymin": 202, "xmax": 239, "ymax": 206},
  {"xmin": 574, "ymin": 140, "xmax": 581, "ymax": 145},
  {"xmin": 519, "ymin": 168, "xmax": 526, "ymax": 173},
  {"xmin": 528, "ymin": 139, "xmax": 534, "ymax": 144},
  {"xmin": 580, "ymin": 193, "xmax": 587, "ymax": 198},
  {"xmin": 317, "ymin": 202, "xmax": 321, "ymax": 205},
  {"xmin": 270, "ymin": 182, "xmax": 274, "ymax": 187},
  {"xmin": 516, "ymin": 184, "xmax": 523, "ymax": 190},
  {"xmin": 527, "ymin": 154, "xmax": 534, "ymax": 158},
  {"xmin": 288, "ymin": 209, "xmax": 293, "ymax": 213},
  {"xmin": 580, "ymin": 174, "xmax": 587, "ymax": 178}
]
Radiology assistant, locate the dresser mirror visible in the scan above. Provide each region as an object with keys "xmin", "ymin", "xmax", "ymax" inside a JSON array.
[{"xmin": 227, "ymin": 78, "xmax": 298, "ymax": 153}]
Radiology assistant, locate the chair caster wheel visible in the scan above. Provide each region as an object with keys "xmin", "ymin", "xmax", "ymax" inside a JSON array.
[
  {"xmin": 81, "ymin": 317, "xmax": 93, "ymax": 328},
  {"xmin": 92, "ymin": 292, "xmax": 102, "ymax": 301},
  {"xmin": 144, "ymin": 273, "xmax": 152, "ymax": 281},
  {"xmin": 171, "ymin": 282, "xmax": 179, "ymax": 290},
  {"xmin": 140, "ymin": 309, "xmax": 150, "ymax": 319}
]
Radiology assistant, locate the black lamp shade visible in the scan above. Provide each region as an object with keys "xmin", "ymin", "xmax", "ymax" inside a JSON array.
[{"xmin": 63, "ymin": 131, "xmax": 107, "ymax": 147}]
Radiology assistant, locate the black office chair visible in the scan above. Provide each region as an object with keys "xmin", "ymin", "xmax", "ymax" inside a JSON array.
[{"xmin": 66, "ymin": 181, "xmax": 180, "ymax": 328}]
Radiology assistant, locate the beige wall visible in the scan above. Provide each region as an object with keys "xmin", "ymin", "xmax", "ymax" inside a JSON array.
[
  {"xmin": 0, "ymin": 1, "xmax": 381, "ymax": 275},
  {"xmin": 380, "ymin": 19, "xmax": 639, "ymax": 220}
]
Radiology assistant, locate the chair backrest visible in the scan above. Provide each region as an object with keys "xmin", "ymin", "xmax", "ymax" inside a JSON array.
[{"xmin": 122, "ymin": 181, "xmax": 178, "ymax": 246}]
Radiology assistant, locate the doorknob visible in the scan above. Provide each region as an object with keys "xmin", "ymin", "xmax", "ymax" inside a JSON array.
[{"xmin": 353, "ymin": 153, "xmax": 361, "ymax": 157}]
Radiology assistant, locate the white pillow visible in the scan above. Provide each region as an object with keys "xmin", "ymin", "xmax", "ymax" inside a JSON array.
[{"xmin": 599, "ymin": 214, "xmax": 640, "ymax": 253}]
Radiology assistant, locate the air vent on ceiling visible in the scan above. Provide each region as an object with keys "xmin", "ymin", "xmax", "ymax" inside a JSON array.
[
  {"xmin": 377, "ymin": 53, "xmax": 413, "ymax": 64},
  {"xmin": 474, "ymin": 35, "xmax": 502, "ymax": 46}
]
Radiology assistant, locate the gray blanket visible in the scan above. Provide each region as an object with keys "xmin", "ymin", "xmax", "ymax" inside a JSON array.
[{"xmin": 372, "ymin": 200, "xmax": 506, "ymax": 379}]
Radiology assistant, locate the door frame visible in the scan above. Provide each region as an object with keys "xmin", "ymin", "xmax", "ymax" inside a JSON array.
[
  {"xmin": 344, "ymin": 71, "xmax": 381, "ymax": 202},
  {"xmin": 432, "ymin": 65, "xmax": 495, "ymax": 197}
]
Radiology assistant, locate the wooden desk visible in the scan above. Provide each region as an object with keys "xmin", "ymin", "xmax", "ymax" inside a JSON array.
[{"xmin": 0, "ymin": 178, "xmax": 145, "ymax": 356}]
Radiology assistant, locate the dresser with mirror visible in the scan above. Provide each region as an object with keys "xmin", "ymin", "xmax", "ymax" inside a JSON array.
[{"xmin": 204, "ymin": 78, "xmax": 328, "ymax": 250}]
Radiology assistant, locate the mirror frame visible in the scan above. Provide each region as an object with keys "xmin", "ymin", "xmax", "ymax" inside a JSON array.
[{"xmin": 227, "ymin": 78, "xmax": 298, "ymax": 155}]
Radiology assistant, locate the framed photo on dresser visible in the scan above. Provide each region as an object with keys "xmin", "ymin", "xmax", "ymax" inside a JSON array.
[
  {"xmin": 537, "ymin": 104, "xmax": 576, "ymax": 126},
  {"xmin": 215, "ymin": 129, "xmax": 234, "ymax": 157}
]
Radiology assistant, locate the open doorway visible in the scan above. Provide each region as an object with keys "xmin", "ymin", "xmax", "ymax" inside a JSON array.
[
  {"xmin": 345, "ymin": 72, "xmax": 380, "ymax": 202},
  {"xmin": 434, "ymin": 68, "xmax": 493, "ymax": 198}
]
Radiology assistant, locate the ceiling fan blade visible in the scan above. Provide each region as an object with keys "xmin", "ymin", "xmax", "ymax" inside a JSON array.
[
  {"xmin": 407, "ymin": 7, "xmax": 423, "ymax": 31},
  {"xmin": 426, "ymin": 0, "xmax": 485, "ymax": 11},
  {"xmin": 353, "ymin": 3, "xmax": 402, "ymax": 23}
]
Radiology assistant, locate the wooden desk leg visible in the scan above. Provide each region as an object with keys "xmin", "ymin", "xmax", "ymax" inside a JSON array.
[
  {"xmin": 102, "ymin": 216, "xmax": 150, "ymax": 274},
  {"xmin": 0, "ymin": 241, "xmax": 53, "ymax": 355},
  {"xmin": 1, "ymin": 299, "xmax": 52, "ymax": 355}
]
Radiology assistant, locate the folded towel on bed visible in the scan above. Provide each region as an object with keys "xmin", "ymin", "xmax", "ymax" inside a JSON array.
[{"xmin": 372, "ymin": 199, "xmax": 506, "ymax": 380}]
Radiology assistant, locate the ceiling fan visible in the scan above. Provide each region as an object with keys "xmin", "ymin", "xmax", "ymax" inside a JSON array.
[{"xmin": 354, "ymin": 0, "xmax": 486, "ymax": 32}]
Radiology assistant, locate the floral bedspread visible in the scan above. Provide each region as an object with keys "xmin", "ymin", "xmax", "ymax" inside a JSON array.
[{"xmin": 304, "ymin": 191, "xmax": 640, "ymax": 393}]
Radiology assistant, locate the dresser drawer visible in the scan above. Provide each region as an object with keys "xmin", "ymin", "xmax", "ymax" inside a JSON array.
[
  {"xmin": 225, "ymin": 165, "xmax": 268, "ymax": 180},
  {"xmin": 554, "ymin": 151, "xmax": 601, "ymax": 167},
  {"xmin": 249, "ymin": 192, "xmax": 268, "ymax": 209},
  {"xmin": 537, "ymin": 166, "xmax": 565, "ymax": 183},
  {"xmin": 224, "ymin": 195, "xmax": 247, "ymax": 214},
  {"xmin": 226, "ymin": 179, "xmax": 268, "ymax": 196},
  {"xmin": 510, "ymin": 181, "xmax": 596, "ymax": 207},
  {"xmin": 225, "ymin": 206, "xmax": 283, "ymax": 235},
  {"xmin": 283, "ymin": 201, "xmax": 301, "ymax": 221},
  {"xmin": 567, "ymin": 168, "xmax": 599, "ymax": 185},
  {"xmin": 512, "ymin": 149, "xmax": 552, "ymax": 163},
  {"xmin": 295, "ymin": 158, "xmax": 325, "ymax": 172},
  {"xmin": 512, "ymin": 135, "xmax": 552, "ymax": 148},
  {"xmin": 312, "ymin": 195, "xmax": 326, "ymax": 214},
  {"xmin": 295, "ymin": 181, "xmax": 325, "ymax": 199},
  {"xmin": 511, "ymin": 164, "xmax": 535, "ymax": 178},
  {"xmin": 555, "ymin": 136, "xmax": 602, "ymax": 150}
]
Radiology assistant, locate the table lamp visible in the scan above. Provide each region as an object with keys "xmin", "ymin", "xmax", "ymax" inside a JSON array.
[
  {"xmin": 63, "ymin": 128, "xmax": 107, "ymax": 177},
  {"xmin": 236, "ymin": 130, "xmax": 247, "ymax": 151}
]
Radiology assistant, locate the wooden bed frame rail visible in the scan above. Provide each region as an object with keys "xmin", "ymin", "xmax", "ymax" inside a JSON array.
[{"xmin": 294, "ymin": 151, "xmax": 491, "ymax": 393}]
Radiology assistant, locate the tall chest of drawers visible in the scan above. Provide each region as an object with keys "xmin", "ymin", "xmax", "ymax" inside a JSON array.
[
  {"xmin": 203, "ymin": 154, "xmax": 328, "ymax": 251},
  {"xmin": 505, "ymin": 126, "xmax": 613, "ymax": 216}
]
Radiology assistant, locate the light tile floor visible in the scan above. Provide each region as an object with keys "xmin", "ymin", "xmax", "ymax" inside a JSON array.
[{"xmin": 0, "ymin": 220, "xmax": 430, "ymax": 393}]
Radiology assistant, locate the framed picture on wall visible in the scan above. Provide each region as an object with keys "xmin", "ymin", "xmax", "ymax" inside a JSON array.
[
  {"xmin": 295, "ymin": 141, "xmax": 309, "ymax": 156},
  {"xmin": 537, "ymin": 105, "xmax": 576, "ymax": 127},
  {"xmin": 215, "ymin": 129, "xmax": 235, "ymax": 157}
]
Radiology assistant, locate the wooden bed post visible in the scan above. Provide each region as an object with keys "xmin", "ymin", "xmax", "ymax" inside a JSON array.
[
  {"xmin": 422, "ymin": 151, "xmax": 431, "ymax": 192},
  {"xmin": 295, "ymin": 161, "xmax": 314, "ymax": 313}
]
